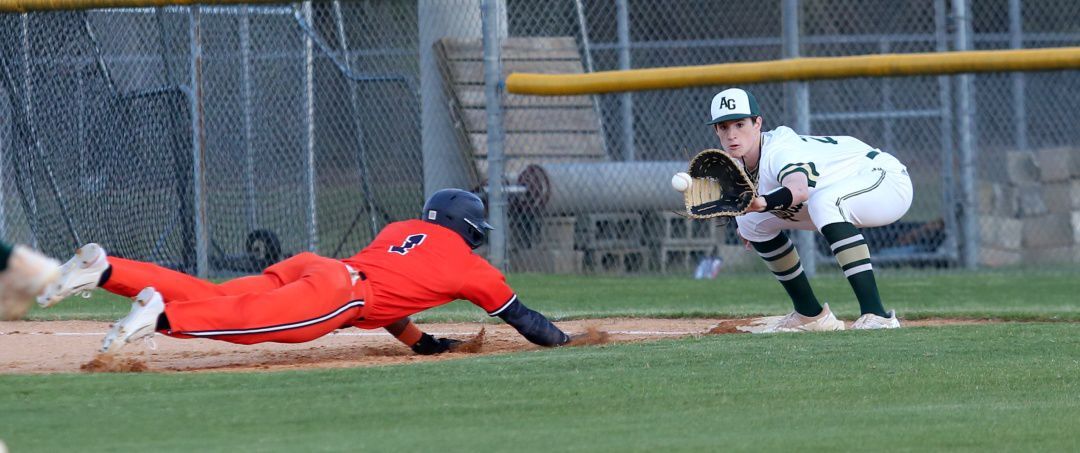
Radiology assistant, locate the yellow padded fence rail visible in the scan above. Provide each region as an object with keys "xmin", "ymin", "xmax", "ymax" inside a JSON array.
[
  {"xmin": 506, "ymin": 47, "xmax": 1080, "ymax": 96},
  {"xmin": 0, "ymin": 0, "xmax": 283, "ymax": 12}
]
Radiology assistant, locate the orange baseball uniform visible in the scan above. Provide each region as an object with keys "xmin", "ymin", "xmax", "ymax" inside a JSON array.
[
  {"xmin": 100, "ymin": 220, "xmax": 515, "ymax": 345},
  {"xmin": 342, "ymin": 219, "xmax": 516, "ymax": 329}
]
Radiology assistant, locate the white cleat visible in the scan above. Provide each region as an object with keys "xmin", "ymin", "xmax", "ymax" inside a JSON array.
[
  {"xmin": 101, "ymin": 287, "xmax": 164, "ymax": 354},
  {"xmin": 0, "ymin": 246, "xmax": 61, "ymax": 320},
  {"xmin": 851, "ymin": 310, "xmax": 901, "ymax": 329},
  {"xmin": 36, "ymin": 243, "xmax": 108, "ymax": 309},
  {"xmin": 759, "ymin": 303, "xmax": 846, "ymax": 333}
]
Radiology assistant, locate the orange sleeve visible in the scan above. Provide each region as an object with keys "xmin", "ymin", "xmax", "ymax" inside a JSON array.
[{"xmin": 456, "ymin": 257, "xmax": 516, "ymax": 315}]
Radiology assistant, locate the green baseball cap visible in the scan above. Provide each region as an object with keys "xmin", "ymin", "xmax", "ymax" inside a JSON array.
[{"xmin": 706, "ymin": 88, "xmax": 761, "ymax": 125}]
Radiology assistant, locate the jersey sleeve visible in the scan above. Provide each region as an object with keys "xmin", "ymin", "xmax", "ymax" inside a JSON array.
[
  {"xmin": 456, "ymin": 256, "xmax": 517, "ymax": 316},
  {"xmin": 769, "ymin": 143, "xmax": 821, "ymax": 188},
  {"xmin": 776, "ymin": 160, "xmax": 821, "ymax": 188}
]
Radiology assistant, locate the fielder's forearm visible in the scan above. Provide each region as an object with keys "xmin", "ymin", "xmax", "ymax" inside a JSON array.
[
  {"xmin": 779, "ymin": 172, "xmax": 810, "ymax": 205},
  {"xmin": 496, "ymin": 299, "xmax": 569, "ymax": 347}
]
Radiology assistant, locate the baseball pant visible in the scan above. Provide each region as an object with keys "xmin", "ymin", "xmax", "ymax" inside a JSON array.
[
  {"xmin": 103, "ymin": 252, "xmax": 365, "ymax": 344},
  {"xmin": 737, "ymin": 157, "xmax": 913, "ymax": 242}
]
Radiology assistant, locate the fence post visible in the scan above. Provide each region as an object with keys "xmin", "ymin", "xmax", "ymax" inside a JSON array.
[
  {"xmin": 302, "ymin": 1, "xmax": 317, "ymax": 253},
  {"xmin": 188, "ymin": 6, "xmax": 209, "ymax": 278},
  {"xmin": 616, "ymin": 0, "xmax": 634, "ymax": 161},
  {"xmin": 782, "ymin": 0, "xmax": 816, "ymax": 277},
  {"xmin": 935, "ymin": 0, "xmax": 959, "ymax": 262},
  {"xmin": 240, "ymin": 6, "xmax": 256, "ymax": 233},
  {"xmin": 0, "ymin": 89, "xmax": 4, "ymax": 240},
  {"xmin": 481, "ymin": 0, "xmax": 507, "ymax": 271},
  {"xmin": 953, "ymin": 0, "xmax": 979, "ymax": 269},
  {"xmin": 1009, "ymin": 0, "xmax": 1028, "ymax": 152},
  {"xmin": 0, "ymin": 79, "xmax": 5, "ymax": 240}
]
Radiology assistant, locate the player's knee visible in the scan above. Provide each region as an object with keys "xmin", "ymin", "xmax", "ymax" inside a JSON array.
[
  {"xmin": 736, "ymin": 214, "xmax": 781, "ymax": 242},
  {"xmin": 807, "ymin": 199, "xmax": 847, "ymax": 230}
]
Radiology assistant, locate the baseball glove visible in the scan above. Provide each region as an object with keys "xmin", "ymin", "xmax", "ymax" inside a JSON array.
[{"xmin": 683, "ymin": 149, "xmax": 757, "ymax": 218}]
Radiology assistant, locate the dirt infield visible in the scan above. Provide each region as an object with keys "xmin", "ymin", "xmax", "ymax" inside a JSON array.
[{"xmin": 0, "ymin": 318, "xmax": 990, "ymax": 374}]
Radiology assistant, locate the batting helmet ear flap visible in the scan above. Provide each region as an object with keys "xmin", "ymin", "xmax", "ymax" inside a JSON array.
[
  {"xmin": 463, "ymin": 217, "xmax": 493, "ymax": 247},
  {"xmin": 422, "ymin": 189, "xmax": 492, "ymax": 249}
]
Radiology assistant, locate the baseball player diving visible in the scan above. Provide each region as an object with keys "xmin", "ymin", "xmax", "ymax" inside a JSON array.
[
  {"xmin": 703, "ymin": 88, "xmax": 913, "ymax": 331},
  {"xmin": 35, "ymin": 189, "xmax": 573, "ymax": 353}
]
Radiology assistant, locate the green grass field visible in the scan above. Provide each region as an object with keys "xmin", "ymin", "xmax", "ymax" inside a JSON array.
[
  {"xmin": 3, "ymin": 271, "xmax": 1079, "ymax": 451},
  {"xmin": 24, "ymin": 270, "xmax": 1080, "ymax": 322}
]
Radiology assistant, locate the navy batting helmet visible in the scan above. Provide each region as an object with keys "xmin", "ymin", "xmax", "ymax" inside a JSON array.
[{"xmin": 422, "ymin": 189, "xmax": 493, "ymax": 249}]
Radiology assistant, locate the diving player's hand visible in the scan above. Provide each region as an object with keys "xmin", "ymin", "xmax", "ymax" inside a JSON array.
[{"xmin": 411, "ymin": 333, "xmax": 462, "ymax": 355}]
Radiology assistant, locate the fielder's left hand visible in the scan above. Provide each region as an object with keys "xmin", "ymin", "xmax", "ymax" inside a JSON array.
[{"xmin": 749, "ymin": 196, "xmax": 767, "ymax": 212}]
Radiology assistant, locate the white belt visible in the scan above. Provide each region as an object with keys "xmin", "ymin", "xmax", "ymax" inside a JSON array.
[{"xmin": 344, "ymin": 264, "xmax": 362, "ymax": 286}]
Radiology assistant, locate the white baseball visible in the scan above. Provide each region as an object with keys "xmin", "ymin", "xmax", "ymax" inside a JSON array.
[{"xmin": 671, "ymin": 172, "xmax": 692, "ymax": 192}]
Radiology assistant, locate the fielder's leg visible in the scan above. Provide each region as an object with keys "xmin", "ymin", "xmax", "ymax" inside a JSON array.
[
  {"xmin": 737, "ymin": 210, "xmax": 844, "ymax": 333},
  {"xmin": 750, "ymin": 232, "xmax": 822, "ymax": 317},
  {"xmin": 738, "ymin": 211, "xmax": 822, "ymax": 316},
  {"xmin": 820, "ymin": 222, "xmax": 887, "ymax": 317},
  {"xmin": 809, "ymin": 162, "xmax": 912, "ymax": 328},
  {"xmin": 0, "ymin": 241, "xmax": 60, "ymax": 320}
]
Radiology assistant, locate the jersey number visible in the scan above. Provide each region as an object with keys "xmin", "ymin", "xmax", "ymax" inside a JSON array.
[
  {"xmin": 388, "ymin": 234, "xmax": 427, "ymax": 255},
  {"xmin": 800, "ymin": 135, "xmax": 837, "ymax": 144}
]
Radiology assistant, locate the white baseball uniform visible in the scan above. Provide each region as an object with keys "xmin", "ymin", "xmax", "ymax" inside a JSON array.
[{"xmin": 736, "ymin": 126, "xmax": 913, "ymax": 242}]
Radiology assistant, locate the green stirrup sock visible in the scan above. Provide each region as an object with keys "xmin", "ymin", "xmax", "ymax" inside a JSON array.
[
  {"xmin": 751, "ymin": 233, "xmax": 822, "ymax": 317},
  {"xmin": 821, "ymin": 222, "xmax": 888, "ymax": 317}
]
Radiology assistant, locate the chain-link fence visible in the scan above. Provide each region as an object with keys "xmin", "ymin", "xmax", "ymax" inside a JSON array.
[
  {"xmin": 504, "ymin": 0, "xmax": 1080, "ymax": 275},
  {"xmin": 1, "ymin": 1, "xmax": 430, "ymax": 277},
  {"xmin": 1, "ymin": 0, "xmax": 1077, "ymax": 277}
]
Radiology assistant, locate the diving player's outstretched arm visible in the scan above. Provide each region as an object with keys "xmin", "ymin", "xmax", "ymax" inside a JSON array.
[{"xmin": 492, "ymin": 297, "xmax": 569, "ymax": 347}]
